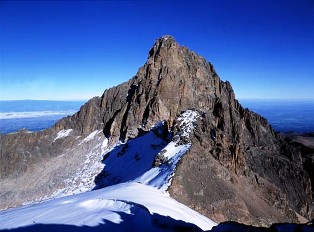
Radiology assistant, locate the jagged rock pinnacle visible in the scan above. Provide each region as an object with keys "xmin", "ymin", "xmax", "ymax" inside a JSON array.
[
  {"xmin": 152, "ymin": 35, "xmax": 177, "ymax": 46},
  {"xmin": 148, "ymin": 35, "xmax": 179, "ymax": 61},
  {"xmin": 157, "ymin": 35, "xmax": 177, "ymax": 45}
]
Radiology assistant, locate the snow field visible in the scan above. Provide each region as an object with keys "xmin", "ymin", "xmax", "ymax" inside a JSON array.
[{"xmin": 0, "ymin": 183, "xmax": 216, "ymax": 231}]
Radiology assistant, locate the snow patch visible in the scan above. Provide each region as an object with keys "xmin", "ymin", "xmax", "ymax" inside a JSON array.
[
  {"xmin": 53, "ymin": 134, "xmax": 116, "ymax": 197},
  {"xmin": 102, "ymin": 137, "xmax": 109, "ymax": 149},
  {"xmin": 177, "ymin": 110, "xmax": 200, "ymax": 138},
  {"xmin": 79, "ymin": 130, "xmax": 101, "ymax": 144},
  {"xmin": 53, "ymin": 129, "xmax": 73, "ymax": 142}
]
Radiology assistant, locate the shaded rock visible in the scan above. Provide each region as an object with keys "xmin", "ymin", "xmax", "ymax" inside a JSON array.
[{"xmin": 210, "ymin": 220, "xmax": 314, "ymax": 232}]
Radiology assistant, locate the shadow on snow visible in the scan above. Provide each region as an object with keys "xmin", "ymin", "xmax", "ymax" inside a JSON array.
[
  {"xmin": 94, "ymin": 123, "xmax": 170, "ymax": 190},
  {"xmin": 1, "ymin": 204, "xmax": 203, "ymax": 232}
]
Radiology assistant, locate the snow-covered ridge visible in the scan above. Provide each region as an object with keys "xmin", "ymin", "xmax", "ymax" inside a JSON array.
[{"xmin": 0, "ymin": 183, "xmax": 216, "ymax": 231}]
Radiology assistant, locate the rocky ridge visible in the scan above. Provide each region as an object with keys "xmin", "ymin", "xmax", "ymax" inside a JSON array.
[{"xmin": 0, "ymin": 36, "xmax": 313, "ymax": 226}]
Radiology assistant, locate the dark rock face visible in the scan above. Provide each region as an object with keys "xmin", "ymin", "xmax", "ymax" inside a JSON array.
[
  {"xmin": 169, "ymin": 115, "xmax": 313, "ymax": 225},
  {"xmin": 53, "ymin": 96, "xmax": 103, "ymax": 135},
  {"xmin": 210, "ymin": 220, "xmax": 314, "ymax": 232},
  {"xmin": 0, "ymin": 36, "xmax": 313, "ymax": 226}
]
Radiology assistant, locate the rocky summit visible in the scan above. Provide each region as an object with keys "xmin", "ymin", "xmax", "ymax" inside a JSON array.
[{"xmin": 0, "ymin": 35, "xmax": 313, "ymax": 227}]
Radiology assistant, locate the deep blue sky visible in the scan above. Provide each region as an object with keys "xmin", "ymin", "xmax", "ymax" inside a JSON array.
[{"xmin": 0, "ymin": 0, "xmax": 313, "ymax": 100}]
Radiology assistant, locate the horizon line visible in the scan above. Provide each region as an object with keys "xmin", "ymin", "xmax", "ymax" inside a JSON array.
[
  {"xmin": 0, "ymin": 99, "xmax": 90, "ymax": 102},
  {"xmin": 1, "ymin": 97, "xmax": 314, "ymax": 102}
]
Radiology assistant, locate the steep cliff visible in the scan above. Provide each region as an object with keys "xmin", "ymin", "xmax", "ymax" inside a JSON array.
[{"xmin": 0, "ymin": 36, "xmax": 312, "ymax": 226}]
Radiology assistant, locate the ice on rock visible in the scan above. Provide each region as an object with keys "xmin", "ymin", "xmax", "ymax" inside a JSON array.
[
  {"xmin": 176, "ymin": 110, "xmax": 200, "ymax": 138},
  {"xmin": 53, "ymin": 129, "xmax": 73, "ymax": 142}
]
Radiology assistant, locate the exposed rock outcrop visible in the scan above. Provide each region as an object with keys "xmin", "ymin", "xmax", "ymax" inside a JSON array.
[{"xmin": 0, "ymin": 36, "xmax": 313, "ymax": 226}]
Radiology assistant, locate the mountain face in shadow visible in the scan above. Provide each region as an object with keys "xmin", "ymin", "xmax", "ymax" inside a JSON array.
[{"xmin": 0, "ymin": 36, "xmax": 313, "ymax": 226}]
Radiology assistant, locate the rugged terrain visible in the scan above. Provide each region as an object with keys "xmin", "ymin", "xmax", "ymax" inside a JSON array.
[{"xmin": 0, "ymin": 36, "xmax": 313, "ymax": 227}]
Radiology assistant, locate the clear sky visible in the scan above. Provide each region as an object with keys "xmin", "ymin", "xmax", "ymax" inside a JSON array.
[{"xmin": 0, "ymin": 0, "xmax": 313, "ymax": 100}]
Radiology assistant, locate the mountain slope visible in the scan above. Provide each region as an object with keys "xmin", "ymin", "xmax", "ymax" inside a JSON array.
[
  {"xmin": 0, "ymin": 36, "xmax": 313, "ymax": 226},
  {"xmin": 0, "ymin": 111, "xmax": 216, "ymax": 231}
]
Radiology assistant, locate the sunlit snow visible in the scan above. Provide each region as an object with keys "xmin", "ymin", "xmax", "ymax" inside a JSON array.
[
  {"xmin": 134, "ymin": 141, "xmax": 191, "ymax": 191},
  {"xmin": 53, "ymin": 129, "xmax": 73, "ymax": 142},
  {"xmin": 177, "ymin": 110, "xmax": 200, "ymax": 138},
  {"xmin": 80, "ymin": 130, "xmax": 102, "ymax": 144},
  {"xmin": 0, "ymin": 183, "xmax": 216, "ymax": 231}
]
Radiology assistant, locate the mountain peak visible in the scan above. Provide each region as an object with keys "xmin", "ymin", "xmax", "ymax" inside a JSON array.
[
  {"xmin": 158, "ymin": 35, "xmax": 177, "ymax": 44},
  {"xmin": 1, "ymin": 36, "xmax": 313, "ymax": 227},
  {"xmin": 148, "ymin": 35, "xmax": 180, "ymax": 61}
]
